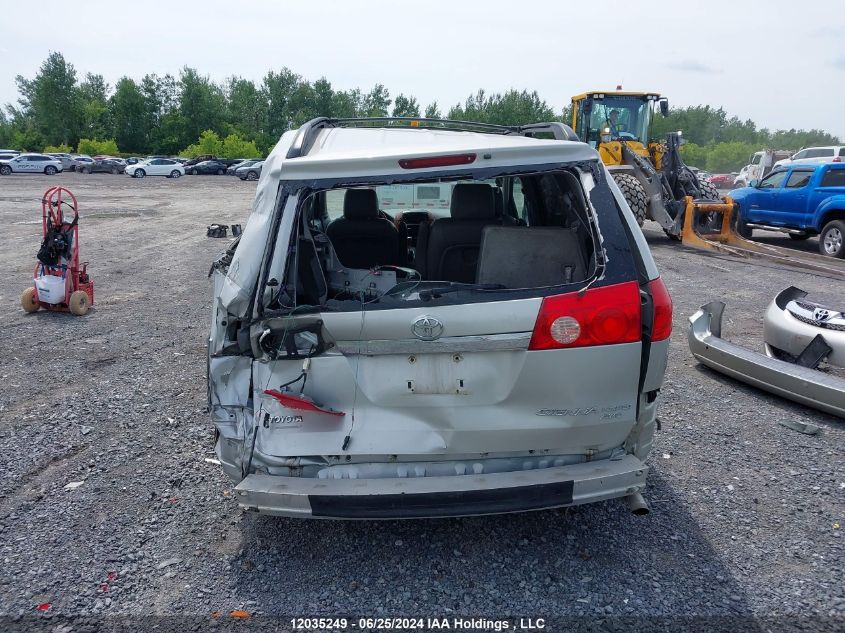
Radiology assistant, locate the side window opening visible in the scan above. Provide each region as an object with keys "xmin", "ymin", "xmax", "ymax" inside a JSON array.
[
  {"xmin": 785, "ymin": 171, "xmax": 813, "ymax": 189},
  {"xmin": 271, "ymin": 169, "xmax": 603, "ymax": 313},
  {"xmin": 821, "ymin": 169, "xmax": 845, "ymax": 188}
]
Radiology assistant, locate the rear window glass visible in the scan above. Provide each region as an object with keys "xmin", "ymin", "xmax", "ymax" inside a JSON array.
[
  {"xmin": 264, "ymin": 168, "xmax": 633, "ymax": 314},
  {"xmin": 821, "ymin": 169, "xmax": 845, "ymax": 187}
]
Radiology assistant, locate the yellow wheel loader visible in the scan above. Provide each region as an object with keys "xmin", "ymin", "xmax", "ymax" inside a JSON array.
[
  {"xmin": 570, "ymin": 90, "xmax": 845, "ymax": 278},
  {"xmin": 571, "ymin": 90, "xmax": 723, "ymax": 237}
]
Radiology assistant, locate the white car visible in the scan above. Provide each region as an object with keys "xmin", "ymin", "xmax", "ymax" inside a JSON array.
[
  {"xmin": 0, "ymin": 153, "xmax": 63, "ymax": 176},
  {"xmin": 774, "ymin": 146, "xmax": 845, "ymax": 169},
  {"xmin": 125, "ymin": 158, "xmax": 185, "ymax": 178}
]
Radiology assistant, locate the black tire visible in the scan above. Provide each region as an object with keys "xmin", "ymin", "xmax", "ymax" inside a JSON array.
[
  {"xmin": 698, "ymin": 180, "xmax": 721, "ymax": 201},
  {"xmin": 0, "ymin": 165, "xmax": 11, "ymax": 176},
  {"xmin": 135, "ymin": 169, "xmax": 146, "ymax": 179},
  {"xmin": 44, "ymin": 166, "xmax": 57, "ymax": 175},
  {"xmin": 80, "ymin": 167, "xmax": 90, "ymax": 174},
  {"xmin": 169, "ymin": 170, "xmax": 181, "ymax": 179},
  {"xmin": 735, "ymin": 219, "xmax": 753, "ymax": 239},
  {"xmin": 246, "ymin": 170, "xmax": 258, "ymax": 181},
  {"xmin": 819, "ymin": 220, "xmax": 845, "ymax": 258},
  {"xmin": 695, "ymin": 181, "xmax": 722, "ymax": 232},
  {"xmin": 191, "ymin": 169, "xmax": 198, "ymax": 176},
  {"xmin": 217, "ymin": 168, "xmax": 224, "ymax": 175},
  {"xmin": 612, "ymin": 173, "xmax": 647, "ymax": 227},
  {"xmin": 111, "ymin": 167, "xmax": 119, "ymax": 175},
  {"xmin": 788, "ymin": 233, "xmax": 810, "ymax": 241}
]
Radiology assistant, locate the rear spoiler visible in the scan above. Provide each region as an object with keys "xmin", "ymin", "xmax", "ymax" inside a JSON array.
[{"xmin": 285, "ymin": 117, "xmax": 580, "ymax": 159}]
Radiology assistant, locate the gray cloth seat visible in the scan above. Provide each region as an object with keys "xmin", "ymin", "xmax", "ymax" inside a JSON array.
[
  {"xmin": 326, "ymin": 189, "xmax": 403, "ymax": 269},
  {"xmin": 416, "ymin": 183, "xmax": 500, "ymax": 282},
  {"xmin": 476, "ymin": 226, "xmax": 589, "ymax": 288}
]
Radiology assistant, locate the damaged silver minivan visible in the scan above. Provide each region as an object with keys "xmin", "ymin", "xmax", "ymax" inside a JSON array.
[{"xmin": 208, "ymin": 118, "xmax": 671, "ymax": 519}]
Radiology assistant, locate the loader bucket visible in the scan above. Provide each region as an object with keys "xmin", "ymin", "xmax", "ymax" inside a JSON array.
[{"xmin": 679, "ymin": 196, "xmax": 845, "ymax": 279}]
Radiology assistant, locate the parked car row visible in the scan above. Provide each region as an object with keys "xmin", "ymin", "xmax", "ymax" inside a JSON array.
[{"xmin": 0, "ymin": 150, "xmax": 269, "ymax": 182}]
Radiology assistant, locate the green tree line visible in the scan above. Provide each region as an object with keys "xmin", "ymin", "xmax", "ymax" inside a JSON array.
[
  {"xmin": 652, "ymin": 105, "xmax": 840, "ymax": 172},
  {"xmin": 0, "ymin": 52, "xmax": 839, "ymax": 171}
]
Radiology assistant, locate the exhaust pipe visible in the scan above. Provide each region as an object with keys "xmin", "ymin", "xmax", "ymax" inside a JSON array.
[{"xmin": 625, "ymin": 492, "xmax": 650, "ymax": 516}]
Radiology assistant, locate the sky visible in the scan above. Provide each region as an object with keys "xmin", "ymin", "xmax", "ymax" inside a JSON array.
[{"xmin": 2, "ymin": 0, "xmax": 844, "ymax": 139}]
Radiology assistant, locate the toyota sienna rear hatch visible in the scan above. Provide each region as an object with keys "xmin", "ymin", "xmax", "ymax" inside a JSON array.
[{"xmin": 209, "ymin": 123, "xmax": 670, "ymax": 518}]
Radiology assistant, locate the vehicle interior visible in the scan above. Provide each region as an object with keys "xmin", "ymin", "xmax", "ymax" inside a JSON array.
[{"xmin": 270, "ymin": 169, "xmax": 602, "ymax": 312}]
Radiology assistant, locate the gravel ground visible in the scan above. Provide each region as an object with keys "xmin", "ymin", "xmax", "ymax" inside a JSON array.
[{"xmin": 0, "ymin": 173, "xmax": 842, "ymax": 632}]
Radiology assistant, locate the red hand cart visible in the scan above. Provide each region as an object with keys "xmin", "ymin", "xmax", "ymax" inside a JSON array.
[{"xmin": 20, "ymin": 186, "xmax": 94, "ymax": 316}]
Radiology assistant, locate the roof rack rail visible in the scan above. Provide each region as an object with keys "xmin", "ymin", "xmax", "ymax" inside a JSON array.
[
  {"xmin": 285, "ymin": 117, "xmax": 580, "ymax": 159},
  {"xmin": 517, "ymin": 121, "xmax": 580, "ymax": 142}
]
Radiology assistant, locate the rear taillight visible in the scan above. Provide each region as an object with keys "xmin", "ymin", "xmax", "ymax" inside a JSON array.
[
  {"xmin": 529, "ymin": 281, "xmax": 642, "ymax": 350},
  {"xmin": 398, "ymin": 154, "xmax": 476, "ymax": 169},
  {"xmin": 647, "ymin": 277, "xmax": 673, "ymax": 341}
]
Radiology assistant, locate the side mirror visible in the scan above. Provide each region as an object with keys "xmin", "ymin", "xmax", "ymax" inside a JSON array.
[
  {"xmin": 659, "ymin": 99, "xmax": 669, "ymax": 117},
  {"xmin": 749, "ymin": 179, "xmax": 759, "ymax": 188}
]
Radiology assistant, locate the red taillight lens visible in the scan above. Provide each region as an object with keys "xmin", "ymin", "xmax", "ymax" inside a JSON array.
[
  {"xmin": 648, "ymin": 277, "xmax": 673, "ymax": 341},
  {"xmin": 398, "ymin": 153, "xmax": 476, "ymax": 169},
  {"xmin": 529, "ymin": 281, "xmax": 642, "ymax": 350}
]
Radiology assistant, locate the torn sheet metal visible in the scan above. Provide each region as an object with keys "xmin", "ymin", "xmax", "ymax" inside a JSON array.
[
  {"xmin": 219, "ymin": 130, "xmax": 296, "ymax": 316},
  {"xmin": 688, "ymin": 301, "xmax": 845, "ymax": 419}
]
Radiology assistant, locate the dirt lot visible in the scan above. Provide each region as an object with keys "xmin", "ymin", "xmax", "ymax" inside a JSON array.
[{"xmin": 0, "ymin": 172, "xmax": 842, "ymax": 631}]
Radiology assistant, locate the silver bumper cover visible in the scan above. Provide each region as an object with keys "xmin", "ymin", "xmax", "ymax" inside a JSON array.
[
  {"xmin": 688, "ymin": 301, "xmax": 845, "ymax": 419},
  {"xmin": 234, "ymin": 454, "xmax": 648, "ymax": 519}
]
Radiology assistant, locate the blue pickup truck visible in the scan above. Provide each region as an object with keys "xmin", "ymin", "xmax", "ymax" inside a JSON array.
[{"xmin": 732, "ymin": 163, "xmax": 845, "ymax": 258}]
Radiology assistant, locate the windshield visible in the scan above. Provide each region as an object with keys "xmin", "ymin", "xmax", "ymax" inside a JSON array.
[{"xmin": 582, "ymin": 95, "xmax": 652, "ymax": 145}]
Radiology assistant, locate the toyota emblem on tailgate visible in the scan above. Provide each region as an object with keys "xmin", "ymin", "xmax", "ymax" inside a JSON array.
[{"xmin": 412, "ymin": 315, "xmax": 444, "ymax": 341}]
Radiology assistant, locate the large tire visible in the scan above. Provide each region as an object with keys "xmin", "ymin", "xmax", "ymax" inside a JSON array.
[
  {"xmin": 135, "ymin": 169, "xmax": 146, "ymax": 179},
  {"xmin": 68, "ymin": 291, "xmax": 90, "ymax": 316},
  {"xmin": 698, "ymin": 180, "xmax": 721, "ymax": 201},
  {"xmin": 0, "ymin": 165, "xmax": 11, "ymax": 176},
  {"xmin": 819, "ymin": 220, "xmax": 845, "ymax": 258},
  {"xmin": 696, "ymin": 180, "xmax": 723, "ymax": 232},
  {"xmin": 735, "ymin": 221, "xmax": 753, "ymax": 239},
  {"xmin": 44, "ymin": 166, "xmax": 57, "ymax": 175},
  {"xmin": 217, "ymin": 168, "xmax": 224, "ymax": 175},
  {"xmin": 612, "ymin": 173, "xmax": 647, "ymax": 227},
  {"xmin": 21, "ymin": 287, "xmax": 39, "ymax": 313},
  {"xmin": 246, "ymin": 171, "xmax": 258, "ymax": 181},
  {"xmin": 80, "ymin": 167, "xmax": 90, "ymax": 174},
  {"xmin": 170, "ymin": 170, "xmax": 181, "ymax": 179}
]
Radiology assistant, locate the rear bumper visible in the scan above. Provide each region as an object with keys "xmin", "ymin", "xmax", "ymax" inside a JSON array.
[
  {"xmin": 688, "ymin": 301, "xmax": 845, "ymax": 419},
  {"xmin": 234, "ymin": 454, "xmax": 648, "ymax": 519}
]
